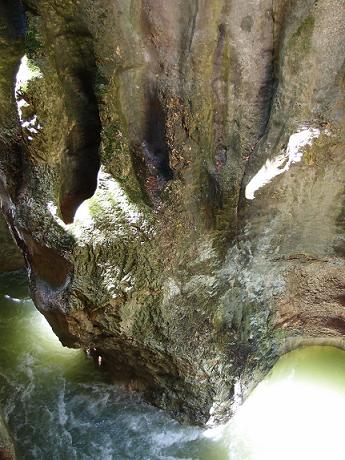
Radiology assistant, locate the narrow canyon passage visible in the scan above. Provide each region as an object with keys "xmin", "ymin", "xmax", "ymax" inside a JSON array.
[{"xmin": 2, "ymin": 272, "xmax": 345, "ymax": 460}]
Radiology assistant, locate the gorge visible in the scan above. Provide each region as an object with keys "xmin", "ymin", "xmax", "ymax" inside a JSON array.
[
  {"xmin": 1, "ymin": 0, "xmax": 345, "ymax": 457},
  {"xmin": 1, "ymin": 273, "xmax": 345, "ymax": 459}
]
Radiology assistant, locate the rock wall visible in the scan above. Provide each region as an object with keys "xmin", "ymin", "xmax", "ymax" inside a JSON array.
[
  {"xmin": 0, "ymin": 413, "xmax": 15, "ymax": 460},
  {"xmin": 0, "ymin": 0, "xmax": 345, "ymax": 423},
  {"xmin": 0, "ymin": 214, "xmax": 23, "ymax": 273}
]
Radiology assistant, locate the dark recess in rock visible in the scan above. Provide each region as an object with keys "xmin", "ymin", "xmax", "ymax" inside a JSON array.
[
  {"xmin": 57, "ymin": 42, "xmax": 102, "ymax": 224},
  {"xmin": 0, "ymin": 0, "xmax": 345, "ymax": 426}
]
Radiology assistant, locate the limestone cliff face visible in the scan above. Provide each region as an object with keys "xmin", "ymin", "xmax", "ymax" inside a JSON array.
[{"xmin": 1, "ymin": 0, "xmax": 345, "ymax": 423}]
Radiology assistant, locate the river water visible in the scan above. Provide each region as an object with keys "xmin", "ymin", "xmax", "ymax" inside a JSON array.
[{"xmin": 1, "ymin": 272, "xmax": 345, "ymax": 460}]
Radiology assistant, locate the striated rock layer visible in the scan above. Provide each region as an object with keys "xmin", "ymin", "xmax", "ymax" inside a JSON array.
[{"xmin": 1, "ymin": 0, "xmax": 345, "ymax": 423}]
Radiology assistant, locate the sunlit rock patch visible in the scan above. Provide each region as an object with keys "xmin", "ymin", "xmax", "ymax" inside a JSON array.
[
  {"xmin": 15, "ymin": 55, "xmax": 42, "ymax": 142},
  {"xmin": 245, "ymin": 127, "xmax": 330, "ymax": 200}
]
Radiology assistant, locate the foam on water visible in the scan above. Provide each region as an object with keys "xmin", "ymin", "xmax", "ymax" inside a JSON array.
[
  {"xmin": 0, "ymin": 273, "xmax": 227, "ymax": 460},
  {"xmin": 2, "ymin": 273, "xmax": 345, "ymax": 459}
]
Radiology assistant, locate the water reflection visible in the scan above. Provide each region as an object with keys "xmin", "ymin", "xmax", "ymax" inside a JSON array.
[{"xmin": 221, "ymin": 346, "xmax": 345, "ymax": 460}]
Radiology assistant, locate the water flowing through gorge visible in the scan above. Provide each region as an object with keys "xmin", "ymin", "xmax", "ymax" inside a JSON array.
[
  {"xmin": 2, "ymin": 0, "xmax": 345, "ymax": 438},
  {"xmin": 0, "ymin": 273, "xmax": 226, "ymax": 460},
  {"xmin": 1, "ymin": 2, "xmax": 345, "ymax": 458},
  {"xmin": 2, "ymin": 272, "xmax": 345, "ymax": 460}
]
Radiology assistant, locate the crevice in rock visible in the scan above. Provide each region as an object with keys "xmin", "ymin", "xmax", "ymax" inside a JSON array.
[
  {"xmin": 57, "ymin": 45, "xmax": 102, "ymax": 224},
  {"xmin": 212, "ymin": 22, "xmax": 228, "ymax": 154},
  {"xmin": 187, "ymin": 0, "xmax": 199, "ymax": 53},
  {"xmin": 144, "ymin": 86, "xmax": 172, "ymax": 182},
  {"xmin": 257, "ymin": 4, "xmax": 279, "ymax": 138},
  {"xmin": 237, "ymin": 4, "xmax": 280, "ymax": 215},
  {"xmin": 133, "ymin": 84, "xmax": 173, "ymax": 204}
]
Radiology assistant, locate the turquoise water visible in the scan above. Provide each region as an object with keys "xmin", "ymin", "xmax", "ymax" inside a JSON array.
[{"xmin": 1, "ymin": 272, "xmax": 345, "ymax": 459}]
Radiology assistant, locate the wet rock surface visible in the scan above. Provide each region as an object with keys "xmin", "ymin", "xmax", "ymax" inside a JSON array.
[
  {"xmin": 0, "ymin": 215, "xmax": 23, "ymax": 273},
  {"xmin": 0, "ymin": 0, "xmax": 345, "ymax": 423},
  {"xmin": 0, "ymin": 414, "xmax": 15, "ymax": 460}
]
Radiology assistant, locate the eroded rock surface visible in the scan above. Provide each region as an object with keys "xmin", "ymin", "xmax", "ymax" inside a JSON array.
[
  {"xmin": 0, "ymin": 214, "xmax": 23, "ymax": 273},
  {"xmin": 0, "ymin": 414, "xmax": 15, "ymax": 460},
  {"xmin": 1, "ymin": 0, "xmax": 345, "ymax": 423}
]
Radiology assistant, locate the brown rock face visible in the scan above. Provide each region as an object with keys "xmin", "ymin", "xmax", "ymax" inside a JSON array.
[
  {"xmin": 1, "ymin": 0, "xmax": 345, "ymax": 423},
  {"xmin": 0, "ymin": 214, "xmax": 23, "ymax": 273}
]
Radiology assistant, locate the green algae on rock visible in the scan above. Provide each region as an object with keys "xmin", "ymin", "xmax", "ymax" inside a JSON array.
[{"xmin": 1, "ymin": 0, "xmax": 345, "ymax": 424}]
